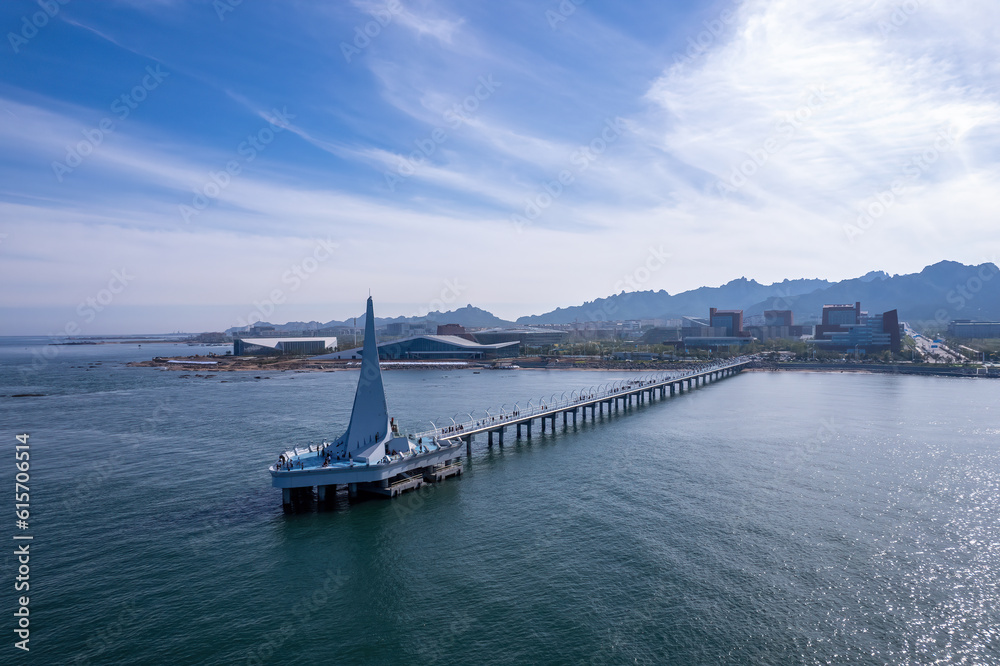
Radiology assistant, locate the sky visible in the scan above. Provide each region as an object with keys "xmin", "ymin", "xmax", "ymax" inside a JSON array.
[{"xmin": 1, "ymin": 0, "xmax": 998, "ymax": 334}]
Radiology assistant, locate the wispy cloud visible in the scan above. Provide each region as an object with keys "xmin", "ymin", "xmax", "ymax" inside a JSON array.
[{"xmin": 2, "ymin": 0, "xmax": 999, "ymax": 332}]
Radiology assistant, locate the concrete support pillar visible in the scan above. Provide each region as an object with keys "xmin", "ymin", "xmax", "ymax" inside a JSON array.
[
  {"xmin": 541, "ymin": 417, "xmax": 546, "ymax": 433},
  {"xmin": 498, "ymin": 428, "xmax": 504, "ymax": 446},
  {"xmin": 317, "ymin": 485, "xmax": 328, "ymax": 502},
  {"xmin": 517, "ymin": 423, "xmax": 522, "ymax": 438},
  {"xmin": 563, "ymin": 411, "xmax": 568, "ymax": 427},
  {"xmin": 488, "ymin": 431, "xmax": 493, "ymax": 446},
  {"xmin": 348, "ymin": 483, "xmax": 358, "ymax": 499},
  {"xmin": 572, "ymin": 410, "xmax": 577, "ymax": 426},
  {"xmin": 282, "ymin": 488, "xmax": 291, "ymax": 506},
  {"xmin": 527, "ymin": 421, "xmax": 532, "ymax": 439},
  {"xmin": 465, "ymin": 435, "xmax": 472, "ymax": 454}
]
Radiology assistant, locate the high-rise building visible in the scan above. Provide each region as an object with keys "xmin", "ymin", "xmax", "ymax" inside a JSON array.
[
  {"xmin": 709, "ymin": 308, "xmax": 745, "ymax": 337},
  {"xmin": 815, "ymin": 306, "xmax": 901, "ymax": 353},
  {"xmin": 815, "ymin": 302, "xmax": 861, "ymax": 340},
  {"xmin": 764, "ymin": 310, "xmax": 793, "ymax": 327}
]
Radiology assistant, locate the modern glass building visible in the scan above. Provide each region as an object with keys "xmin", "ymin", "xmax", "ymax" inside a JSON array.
[
  {"xmin": 948, "ymin": 320, "xmax": 1000, "ymax": 338},
  {"xmin": 709, "ymin": 308, "xmax": 744, "ymax": 337},
  {"xmin": 316, "ymin": 335, "xmax": 519, "ymax": 360},
  {"xmin": 233, "ymin": 337, "xmax": 338, "ymax": 355},
  {"xmin": 472, "ymin": 327, "xmax": 569, "ymax": 347},
  {"xmin": 815, "ymin": 309, "xmax": 901, "ymax": 353}
]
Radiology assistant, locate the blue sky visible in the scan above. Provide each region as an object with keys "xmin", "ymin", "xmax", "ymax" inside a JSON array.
[{"xmin": 1, "ymin": 0, "xmax": 998, "ymax": 334}]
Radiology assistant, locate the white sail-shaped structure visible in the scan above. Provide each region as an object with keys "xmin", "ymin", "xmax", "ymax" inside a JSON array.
[
  {"xmin": 343, "ymin": 296, "xmax": 391, "ymax": 462},
  {"xmin": 269, "ymin": 297, "xmax": 464, "ymax": 504}
]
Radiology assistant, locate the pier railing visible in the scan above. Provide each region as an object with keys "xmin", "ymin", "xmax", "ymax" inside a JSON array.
[{"xmin": 410, "ymin": 357, "xmax": 751, "ymax": 441}]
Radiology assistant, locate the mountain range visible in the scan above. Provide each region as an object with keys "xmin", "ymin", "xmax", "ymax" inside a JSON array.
[{"xmin": 226, "ymin": 260, "xmax": 1000, "ymax": 333}]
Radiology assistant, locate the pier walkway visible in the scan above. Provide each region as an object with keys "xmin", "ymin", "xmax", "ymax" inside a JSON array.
[
  {"xmin": 271, "ymin": 296, "xmax": 752, "ymax": 506},
  {"xmin": 412, "ymin": 357, "xmax": 752, "ymax": 451}
]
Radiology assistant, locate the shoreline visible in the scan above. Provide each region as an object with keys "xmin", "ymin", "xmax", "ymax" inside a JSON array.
[{"xmin": 125, "ymin": 355, "xmax": 999, "ymax": 378}]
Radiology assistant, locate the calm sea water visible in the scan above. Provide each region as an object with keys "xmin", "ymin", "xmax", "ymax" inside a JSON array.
[{"xmin": 1, "ymin": 337, "xmax": 999, "ymax": 665}]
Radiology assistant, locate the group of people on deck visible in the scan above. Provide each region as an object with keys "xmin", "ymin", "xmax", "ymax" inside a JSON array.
[{"xmin": 275, "ymin": 454, "xmax": 303, "ymax": 471}]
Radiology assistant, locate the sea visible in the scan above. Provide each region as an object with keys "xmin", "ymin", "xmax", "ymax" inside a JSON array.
[{"xmin": 1, "ymin": 336, "xmax": 998, "ymax": 665}]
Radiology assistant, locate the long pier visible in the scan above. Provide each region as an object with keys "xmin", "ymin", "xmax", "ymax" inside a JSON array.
[
  {"xmin": 412, "ymin": 357, "xmax": 752, "ymax": 452},
  {"xmin": 271, "ymin": 298, "xmax": 752, "ymax": 508}
]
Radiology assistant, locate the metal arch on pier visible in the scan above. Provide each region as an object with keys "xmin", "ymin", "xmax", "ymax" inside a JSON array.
[{"xmin": 413, "ymin": 357, "xmax": 752, "ymax": 446}]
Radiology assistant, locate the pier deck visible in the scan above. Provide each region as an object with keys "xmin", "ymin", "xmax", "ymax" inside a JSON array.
[{"xmin": 412, "ymin": 357, "xmax": 751, "ymax": 450}]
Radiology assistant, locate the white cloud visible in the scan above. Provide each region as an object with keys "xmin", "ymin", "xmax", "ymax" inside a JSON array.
[{"xmin": 645, "ymin": 0, "xmax": 1000, "ymax": 207}]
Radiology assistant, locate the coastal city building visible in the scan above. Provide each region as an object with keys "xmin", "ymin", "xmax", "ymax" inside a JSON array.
[
  {"xmin": 316, "ymin": 335, "xmax": 519, "ymax": 360},
  {"xmin": 709, "ymin": 307, "xmax": 746, "ymax": 337},
  {"xmin": 814, "ymin": 302, "xmax": 863, "ymax": 341},
  {"xmin": 813, "ymin": 305, "xmax": 902, "ymax": 353},
  {"xmin": 678, "ymin": 308, "xmax": 755, "ymax": 349},
  {"xmin": 472, "ymin": 327, "xmax": 569, "ymax": 348},
  {"xmin": 385, "ymin": 321, "xmax": 434, "ymax": 337},
  {"xmin": 745, "ymin": 309, "xmax": 813, "ymax": 341},
  {"xmin": 948, "ymin": 320, "xmax": 1000, "ymax": 338},
  {"xmin": 233, "ymin": 336, "xmax": 337, "ymax": 355}
]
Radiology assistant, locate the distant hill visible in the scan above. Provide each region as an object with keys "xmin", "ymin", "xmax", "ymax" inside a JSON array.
[
  {"xmin": 225, "ymin": 304, "xmax": 513, "ymax": 335},
  {"xmin": 744, "ymin": 261, "xmax": 1000, "ymax": 326},
  {"xmin": 516, "ymin": 260, "xmax": 1000, "ymax": 328},
  {"xmin": 370, "ymin": 305, "xmax": 513, "ymax": 329},
  {"xmin": 223, "ymin": 261, "xmax": 1000, "ymax": 334},
  {"xmin": 515, "ymin": 278, "xmax": 832, "ymax": 325}
]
